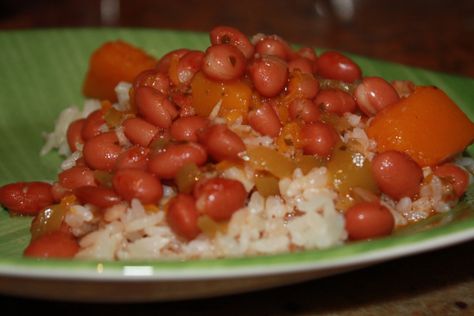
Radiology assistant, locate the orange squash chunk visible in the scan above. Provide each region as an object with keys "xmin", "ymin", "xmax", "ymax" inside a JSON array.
[
  {"xmin": 191, "ymin": 72, "xmax": 251, "ymax": 122},
  {"xmin": 83, "ymin": 40, "xmax": 157, "ymax": 102},
  {"xmin": 367, "ymin": 86, "xmax": 474, "ymax": 167}
]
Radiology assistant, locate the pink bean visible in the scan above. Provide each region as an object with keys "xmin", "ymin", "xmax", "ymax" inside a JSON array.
[
  {"xmin": 135, "ymin": 86, "xmax": 178, "ymax": 128},
  {"xmin": 83, "ymin": 132, "xmax": 122, "ymax": 171},
  {"xmin": 317, "ymin": 51, "xmax": 361, "ymax": 83},
  {"xmin": 176, "ymin": 50, "xmax": 205, "ymax": 85},
  {"xmin": 248, "ymin": 55, "xmax": 288, "ymax": 97},
  {"xmin": 202, "ymin": 44, "xmax": 246, "ymax": 81},
  {"xmin": 148, "ymin": 143, "xmax": 207, "ymax": 179},
  {"xmin": 288, "ymin": 98, "xmax": 321, "ymax": 123},
  {"xmin": 254, "ymin": 35, "xmax": 291, "ymax": 60},
  {"xmin": 209, "ymin": 26, "xmax": 254, "ymax": 59},
  {"xmin": 355, "ymin": 77, "xmax": 400, "ymax": 116},
  {"xmin": 115, "ymin": 145, "xmax": 150, "ymax": 171},
  {"xmin": 199, "ymin": 124, "xmax": 246, "ymax": 161},
  {"xmin": 300, "ymin": 122, "xmax": 339, "ymax": 157},
  {"xmin": 82, "ymin": 110, "xmax": 105, "ymax": 141},
  {"xmin": 134, "ymin": 69, "xmax": 170, "ymax": 95},
  {"xmin": 122, "ymin": 117, "xmax": 158, "ymax": 147},
  {"xmin": 314, "ymin": 89, "xmax": 357, "ymax": 115},
  {"xmin": 170, "ymin": 115, "xmax": 209, "ymax": 142},
  {"xmin": 248, "ymin": 103, "xmax": 282, "ymax": 137}
]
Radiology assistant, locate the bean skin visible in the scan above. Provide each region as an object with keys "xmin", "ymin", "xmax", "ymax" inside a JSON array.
[
  {"xmin": 112, "ymin": 168, "xmax": 163, "ymax": 204},
  {"xmin": 434, "ymin": 163, "xmax": 469, "ymax": 199},
  {"xmin": 115, "ymin": 145, "xmax": 150, "ymax": 170},
  {"xmin": 83, "ymin": 132, "xmax": 122, "ymax": 171},
  {"xmin": 345, "ymin": 201, "xmax": 394, "ymax": 240},
  {"xmin": 74, "ymin": 185, "xmax": 121, "ymax": 208},
  {"xmin": 300, "ymin": 122, "xmax": 339, "ymax": 157},
  {"xmin": 314, "ymin": 89, "xmax": 357, "ymax": 115},
  {"xmin": 288, "ymin": 57, "xmax": 313, "ymax": 74},
  {"xmin": 123, "ymin": 117, "xmax": 158, "ymax": 147},
  {"xmin": 254, "ymin": 35, "xmax": 291, "ymax": 60},
  {"xmin": 24, "ymin": 231, "xmax": 79, "ymax": 258},
  {"xmin": 194, "ymin": 178, "xmax": 247, "ymax": 221},
  {"xmin": 156, "ymin": 48, "xmax": 190, "ymax": 73},
  {"xmin": 0, "ymin": 182, "xmax": 54, "ymax": 215},
  {"xmin": 167, "ymin": 194, "xmax": 201, "ymax": 240},
  {"xmin": 202, "ymin": 44, "xmax": 246, "ymax": 81},
  {"xmin": 148, "ymin": 142, "xmax": 207, "ymax": 179},
  {"xmin": 317, "ymin": 51, "xmax": 361, "ymax": 83},
  {"xmin": 58, "ymin": 166, "xmax": 96, "ymax": 190},
  {"xmin": 371, "ymin": 151, "xmax": 423, "ymax": 200},
  {"xmin": 133, "ymin": 69, "xmax": 170, "ymax": 95},
  {"xmin": 288, "ymin": 98, "xmax": 321, "ymax": 123},
  {"xmin": 199, "ymin": 124, "xmax": 246, "ymax": 161},
  {"xmin": 67, "ymin": 119, "xmax": 86, "ymax": 152},
  {"xmin": 82, "ymin": 110, "xmax": 106, "ymax": 141},
  {"xmin": 176, "ymin": 50, "xmax": 204, "ymax": 85},
  {"xmin": 135, "ymin": 86, "xmax": 178, "ymax": 128},
  {"xmin": 210, "ymin": 25, "xmax": 254, "ymax": 59},
  {"xmin": 170, "ymin": 115, "xmax": 209, "ymax": 142},
  {"xmin": 248, "ymin": 103, "xmax": 282, "ymax": 137},
  {"xmin": 355, "ymin": 77, "xmax": 400, "ymax": 116},
  {"xmin": 248, "ymin": 55, "xmax": 288, "ymax": 98}
]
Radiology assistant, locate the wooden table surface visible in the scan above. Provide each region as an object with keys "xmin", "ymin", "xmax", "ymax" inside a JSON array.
[{"xmin": 1, "ymin": 0, "xmax": 474, "ymax": 314}]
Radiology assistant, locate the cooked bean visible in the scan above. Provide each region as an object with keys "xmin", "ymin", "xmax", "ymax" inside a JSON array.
[
  {"xmin": 176, "ymin": 50, "xmax": 204, "ymax": 85},
  {"xmin": 156, "ymin": 48, "xmax": 190, "ymax": 73},
  {"xmin": 210, "ymin": 25, "xmax": 254, "ymax": 59},
  {"xmin": 24, "ymin": 231, "xmax": 79, "ymax": 258},
  {"xmin": 148, "ymin": 142, "xmax": 207, "ymax": 179},
  {"xmin": 434, "ymin": 163, "xmax": 469, "ymax": 199},
  {"xmin": 115, "ymin": 145, "xmax": 150, "ymax": 170},
  {"xmin": 83, "ymin": 132, "xmax": 122, "ymax": 171},
  {"xmin": 0, "ymin": 182, "xmax": 54, "ymax": 215},
  {"xmin": 300, "ymin": 122, "xmax": 339, "ymax": 157},
  {"xmin": 74, "ymin": 185, "xmax": 121, "ymax": 208},
  {"xmin": 248, "ymin": 55, "xmax": 288, "ymax": 97},
  {"xmin": 288, "ymin": 57, "xmax": 313, "ymax": 74},
  {"xmin": 81, "ymin": 110, "xmax": 106, "ymax": 141},
  {"xmin": 288, "ymin": 98, "xmax": 321, "ymax": 123},
  {"xmin": 133, "ymin": 69, "xmax": 170, "ymax": 95},
  {"xmin": 170, "ymin": 115, "xmax": 209, "ymax": 142},
  {"xmin": 167, "ymin": 194, "xmax": 201, "ymax": 240},
  {"xmin": 248, "ymin": 103, "xmax": 282, "ymax": 137},
  {"xmin": 355, "ymin": 77, "xmax": 400, "ymax": 116},
  {"xmin": 122, "ymin": 117, "xmax": 158, "ymax": 147},
  {"xmin": 199, "ymin": 124, "xmax": 246, "ymax": 161},
  {"xmin": 135, "ymin": 86, "xmax": 178, "ymax": 128},
  {"xmin": 58, "ymin": 166, "xmax": 96, "ymax": 190},
  {"xmin": 254, "ymin": 35, "xmax": 291, "ymax": 60},
  {"xmin": 66, "ymin": 118, "xmax": 85, "ymax": 152},
  {"xmin": 345, "ymin": 201, "xmax": 394, "ymax": 240},
  {"xmin": 371, "ymin": 151, "xmax": 423, "ymax": 200},
  {"xmin": 314, "ymin": 89, "xmax": 357, "ymax": 115},
  {"xmin": 112, "ymin": 168, "xmax": 162, "ymax": 204},
  {"xmin": 202, "ymin": 44, "xmax": 246, "ymax": 81},
  {"xmin": 317, "ymin": 51, "xmax": 361, "ymax": 83},
  {"xmin": 194, "ymin": 178, "xmax": 247, "ymax": 221}
]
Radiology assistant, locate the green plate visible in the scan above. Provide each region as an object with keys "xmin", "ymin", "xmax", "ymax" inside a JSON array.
[{"xmin": 0, "ymin": 28, "xmax": 474, "ymax": 302}]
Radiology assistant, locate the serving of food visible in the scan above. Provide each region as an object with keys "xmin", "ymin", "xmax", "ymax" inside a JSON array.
[{"xmin": 1, "ymin": 26, "xmax": 474, "ymax": 263}]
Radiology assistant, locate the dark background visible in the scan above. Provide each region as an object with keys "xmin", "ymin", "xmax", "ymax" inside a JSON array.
[
  {"xmin": 1, "ymin": 0, "xmax": 474, "ymax": 314},
  {"xmin": 0, "ymin": 0, "xmax": 473, "ymax": 77}
]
